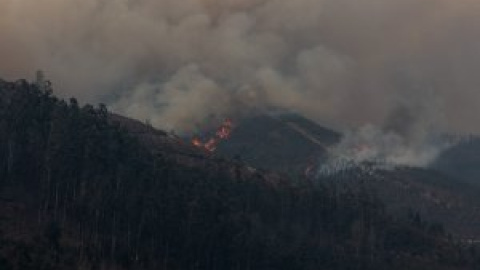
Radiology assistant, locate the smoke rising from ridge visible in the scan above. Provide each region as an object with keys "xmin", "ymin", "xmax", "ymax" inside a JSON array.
[
  {"xmin": 318, "ymin": 124, "xmax": 451, "ymax": 175},
  {"xmin": 1, "ymin": 0, "xmax": 480, "ymax": 139}
]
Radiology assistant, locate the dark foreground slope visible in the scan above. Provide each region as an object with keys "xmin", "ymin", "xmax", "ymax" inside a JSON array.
[{"xmin": 0, "ymin": 79, "xmax": 478, "ymax": 270}]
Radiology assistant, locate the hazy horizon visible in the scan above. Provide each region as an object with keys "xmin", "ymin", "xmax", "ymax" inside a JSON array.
[{"xmin": 1, "ymin": 0, "xmax": 479, "ymax": 139}]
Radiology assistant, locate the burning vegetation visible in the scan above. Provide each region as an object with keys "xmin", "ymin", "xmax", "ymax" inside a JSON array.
[{"xmin": 191, "ymin": 118, "xmax": 234, "ymax": 152}]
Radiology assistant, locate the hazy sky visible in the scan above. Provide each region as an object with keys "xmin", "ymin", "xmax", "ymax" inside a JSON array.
[{"xmin": 1, "ymin": 0, "xmax": 479, "ymax": 135}]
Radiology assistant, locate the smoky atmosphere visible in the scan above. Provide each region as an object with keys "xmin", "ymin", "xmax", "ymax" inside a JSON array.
[{"xmin": 1, "ymin": 0, "xmax": 480, "ymax": 270}]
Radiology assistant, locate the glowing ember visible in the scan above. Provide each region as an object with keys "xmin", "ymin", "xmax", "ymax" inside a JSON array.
[
  {"xmin": 192, "ymin": 137, "xmax": 203, "ymax": 148},
  {"xmin": 190, "ymin": 118, "xmax": 235, "ymax": 152},
  {"xmin": 204, "ymin": 138, "xmax": 218, "ymax": 152},
  {"xmin": 216, "ymin": 118, "xmax": 233, "ymax": 139}
]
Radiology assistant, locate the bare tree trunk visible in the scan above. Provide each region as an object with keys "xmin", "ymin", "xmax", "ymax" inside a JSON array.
[
  {"xmin": 111, "ymin": 211, "xmax": 117, "ymax": 261},
  {"xmin": 135, "ymin": 213, "xmax": 146, "ymax": 262},
  {"xmin": 54, "ymin": 181, "xmax": 59, "ymax": 221},
  {"xmin": 62, "ymin": 180, "xmax": 69, "ymax": 226},
  {"xmin": 163, "ymin": 241, "xmax": 169, "ymax": 270},
  {"xmin": 6, "ymin": 138, "xmax": 13, "ymax": 178}
]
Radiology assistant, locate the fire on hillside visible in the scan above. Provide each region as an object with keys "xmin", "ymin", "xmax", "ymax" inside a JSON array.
[{"xmin": 191, "ymin": 118, "xmax": 234, "ymax": 152}]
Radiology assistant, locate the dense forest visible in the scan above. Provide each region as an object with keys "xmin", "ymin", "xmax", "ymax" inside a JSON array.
[{"xmin": 0, "ymin": 79, "xmax": 479, "ymax": 270}]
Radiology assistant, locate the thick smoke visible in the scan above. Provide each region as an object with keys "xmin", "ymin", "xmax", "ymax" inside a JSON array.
[
  {"xmin": 1, "ymin": 1, "xmax": 479, "ymax": 139},
  {"xmin": 321, "ymin": 87, "xmax": 450, "ymax": 170},
  {"xmin": 318, "ymin": 124, "xmax": 451, "ymax": 175}
]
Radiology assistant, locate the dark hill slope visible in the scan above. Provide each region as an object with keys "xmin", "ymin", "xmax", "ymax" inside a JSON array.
[
  {"xmin": 321, "ymin": 165, "xmax": 480, "ymax": 240},
  {"xmin": 432, "ymin": 137, "xmax": 480, "ymax": 186},
  {"xmin": 213, "ymin": 111, "xmax": 480, "ymax": 240},
  {"xmin": 0, "ymin": 79, "xmax": 478, "ymax": 270},
  {"xmin": 108, "ymin": 113, "xmax": 285, "ymax": 185},
  {"xmin": 216, "ymin": 113, "xmax": 340, "ymax": 176}
]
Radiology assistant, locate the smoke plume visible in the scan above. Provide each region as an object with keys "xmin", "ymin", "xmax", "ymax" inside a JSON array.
[
  {"xmin": 319, "ymin": 124, "xmax": 451, "ymax": 174},
  {"xmin": 1, "ymin": 0, "xmax": 479, "ymax": 141}
]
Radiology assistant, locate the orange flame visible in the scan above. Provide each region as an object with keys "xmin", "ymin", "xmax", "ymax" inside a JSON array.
[
  {"xmin": 191, "ymin": 118, "xmax": 234, "ymax": 152},
  {"xmin": 204, "ymin": 138, "xmax": 218, "ymax": 152},
  {"xmin": 216, "ymin": 118, "xmax": 233, "ymax": 139},
  {"xmin": 192, "ymin": 137, "xmax": 203, "ymax": 148}
]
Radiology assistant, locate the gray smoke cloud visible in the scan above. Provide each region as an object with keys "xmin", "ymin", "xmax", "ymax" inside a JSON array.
[
  {"xmin": 320, "ymin": 86, "xmax": 450, "ymax": 169},
  {"xmin": 318, "ymin": 124, "xmax": 451, "ymax": 175},
  {"xmin": 1, "ymin": 0, "xmax": 480, "ymax": 139}
]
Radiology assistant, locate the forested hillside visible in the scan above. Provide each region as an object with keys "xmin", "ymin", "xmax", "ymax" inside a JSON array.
[
  {"xmin": 0, "ymin": 79, "xmax": 478, "ymax": 269},
  {"xmin": 316, "ymin": 164, "xmax": 480, "ymax": 240}
]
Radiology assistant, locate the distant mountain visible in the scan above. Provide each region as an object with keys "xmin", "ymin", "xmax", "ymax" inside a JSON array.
[
  {"xmin": 216, "ymin": 113, "xmax": 340, "ymax": 177},
  {"xmin": 432, "ymin": 137, "xmax": 480, "ymax": 186},
  {"xmin": 0, "ymin": 78, "xmax": 478, "ymax": 270}
]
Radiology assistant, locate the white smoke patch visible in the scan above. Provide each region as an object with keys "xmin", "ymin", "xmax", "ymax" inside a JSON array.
[
  {"xmin": 0, "ymin": 0, "xmax": 480, "ymax": 134},
  {"xmin": 318, "ymin": 124, "xmax": 450, "ymax": 175},
  {"xmin": 319, "ymin": 87, "xmax": 451, "ymax": 174}
]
